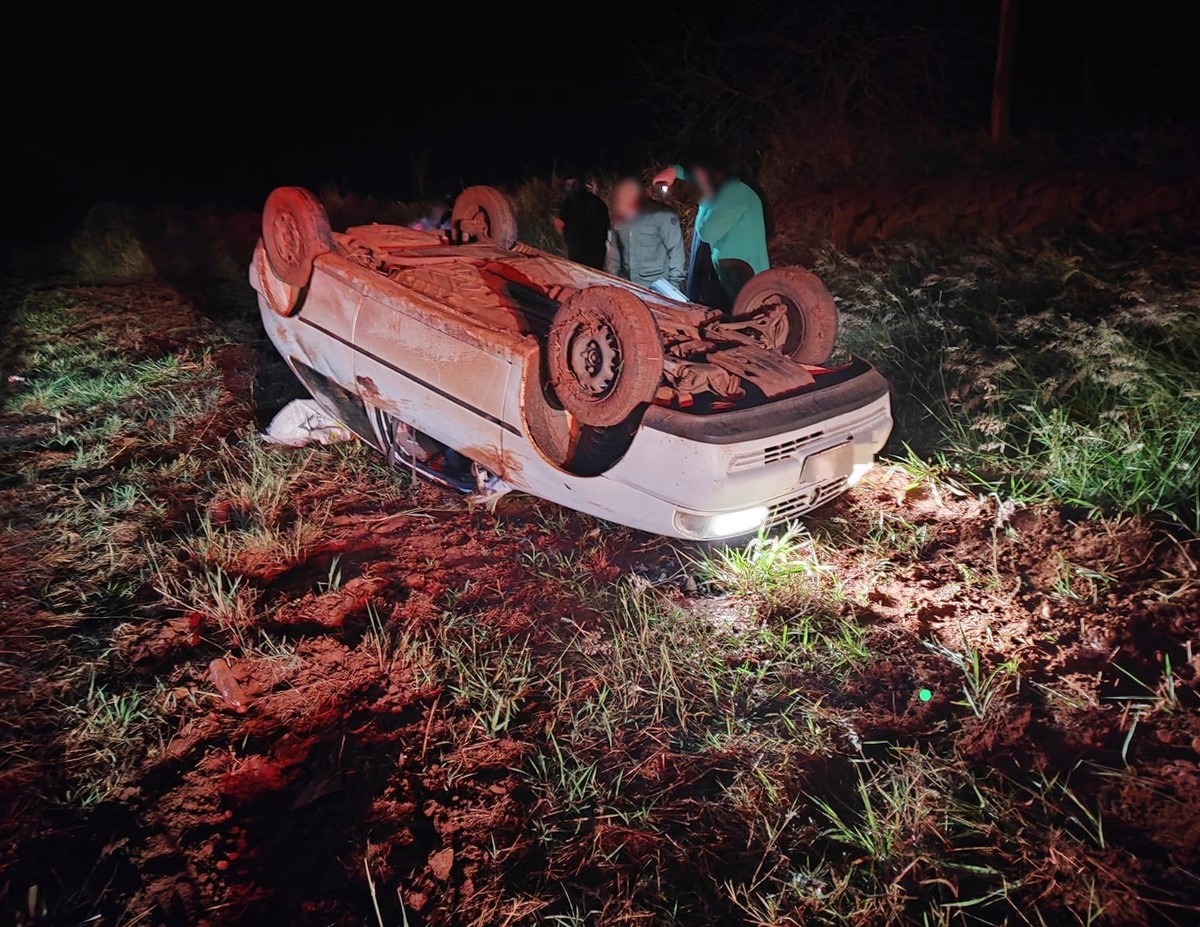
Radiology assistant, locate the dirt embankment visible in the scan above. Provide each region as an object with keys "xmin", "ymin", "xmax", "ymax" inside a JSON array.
[{"xmin": 774, "ymin": 171, "xmax": 1200, "ymax": 253}]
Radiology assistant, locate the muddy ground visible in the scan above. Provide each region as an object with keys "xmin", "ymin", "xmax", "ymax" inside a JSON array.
[{"xmin": 1, "ymin": 271, "xmax": 1198, "ymax": 926}]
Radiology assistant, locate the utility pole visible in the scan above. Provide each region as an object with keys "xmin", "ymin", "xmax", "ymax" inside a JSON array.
[{"xmin": 991, "ymin": 0, "xmax": 1018, "ymax": 143}]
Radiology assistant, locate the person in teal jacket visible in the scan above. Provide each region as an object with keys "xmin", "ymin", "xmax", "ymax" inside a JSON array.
[{"xmin": 653, "ymin": 154, "xmax": 769, "ymax": 311}]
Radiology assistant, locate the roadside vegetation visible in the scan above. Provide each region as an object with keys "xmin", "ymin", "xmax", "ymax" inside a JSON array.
[
  {"xmin": 817, "ymin": 234, "xmax": 1200, "ymax": 533},
  {"xmin": 1, "ymin": 209, "xmax": 1198, "ymax": 926}
]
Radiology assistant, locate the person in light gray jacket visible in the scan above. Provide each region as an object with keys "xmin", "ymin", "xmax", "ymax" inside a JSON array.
[{"xmin": 604, "ymin": 178, "xmax": 686, "ymax": 290}]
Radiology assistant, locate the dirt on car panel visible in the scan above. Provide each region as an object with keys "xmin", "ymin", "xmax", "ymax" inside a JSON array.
[
  {"xmin": 457, "ymin": 444, "xmax": 524, "ymax": 481},
  {"xmin": 356, "ymin": 374, "xmax": 382, "ymax": 403}
]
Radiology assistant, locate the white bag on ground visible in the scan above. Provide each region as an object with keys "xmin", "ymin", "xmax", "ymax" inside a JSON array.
[{"xmin": 262, "ymin": 399, "xmax": 354, "ymax": 447}]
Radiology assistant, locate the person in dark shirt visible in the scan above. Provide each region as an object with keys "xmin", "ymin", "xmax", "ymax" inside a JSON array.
[{"xmin": 555, "ymin": 176, "xmax": 609, "ymax": 269}]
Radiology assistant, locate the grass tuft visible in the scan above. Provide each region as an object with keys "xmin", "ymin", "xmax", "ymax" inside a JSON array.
[
  {"xmin": 62, "ymin": 674, "xmax": 169, "ymax": 807},
  {"xmin": 696, "ymin": 525, "xmax": 842, "ymax": 616}
]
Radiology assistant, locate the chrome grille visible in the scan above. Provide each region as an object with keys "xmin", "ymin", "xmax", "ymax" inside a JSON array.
[{"xmin": 767, "ymin": 477, "xmax": 848, "ymax": 527}]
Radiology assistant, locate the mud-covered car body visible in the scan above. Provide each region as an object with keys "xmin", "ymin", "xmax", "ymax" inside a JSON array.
[{"xmin": 251, "ymin": 189, "xmax": 892, "ymax": 539}]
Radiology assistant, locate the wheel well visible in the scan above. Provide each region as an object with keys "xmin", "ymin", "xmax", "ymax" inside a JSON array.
[{"xmin": 519, "ymin": 351, "xmax": 639, "ymax": 477}]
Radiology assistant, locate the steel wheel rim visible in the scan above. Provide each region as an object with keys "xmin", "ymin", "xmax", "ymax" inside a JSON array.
[
  {"xmin": 566, "ymin": 321, "xmax": 621, "ymax": 397},
  {"xmin": 462, "ymin": 208, "xmax": 490, "ymax": 239}
]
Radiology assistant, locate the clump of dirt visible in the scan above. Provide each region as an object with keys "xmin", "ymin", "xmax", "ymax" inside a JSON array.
[
  {"xmin": 815, "ymin": 468, "xmax": 1200, "ymax": 911},
  {"xmin": 51, "ymin": 478, "xmax": 1200, "ymax": 923}
]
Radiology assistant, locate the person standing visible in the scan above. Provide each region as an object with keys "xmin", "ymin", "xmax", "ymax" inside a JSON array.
[
  {"xmin": 652, "ymin": 154, "xmax": 768, "ymax": 312},
  {"xmin": 604, "ymin": 177, "xmax": 686, "ymax": 290},
  {"xmin": 555, "ymin": 176, "xmax": 610, "ymax": 270}
]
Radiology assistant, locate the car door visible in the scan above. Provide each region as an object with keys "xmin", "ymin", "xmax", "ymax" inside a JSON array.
[{"xmin": 351, "ymin": 292, "xmax": 511, "ymax": 465}]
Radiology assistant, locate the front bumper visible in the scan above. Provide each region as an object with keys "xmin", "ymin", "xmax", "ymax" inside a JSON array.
[{"xmin": 604, "ymin": 379, "xmax": 894, "ymax": 539}]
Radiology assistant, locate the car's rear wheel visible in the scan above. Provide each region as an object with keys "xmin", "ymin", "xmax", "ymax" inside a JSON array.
[
  {"xmin": 451, "ymin": 186, "xmax": 518, "ymax": 248},
  {"xmin": 546, "ymin": 287, "xmax": 664, "ymax": 428},
  {"xmin": 262, "ymin": 187, "xmax": 333, "ymax": 299},
  {"xmin": 732, "ymin": 266, "xmax": 839, "ymax": 364}
]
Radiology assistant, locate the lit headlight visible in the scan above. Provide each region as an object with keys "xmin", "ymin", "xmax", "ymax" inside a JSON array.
[{"xmin": 675, "ymin": 506, "xmax": 769, "ymax": 539}]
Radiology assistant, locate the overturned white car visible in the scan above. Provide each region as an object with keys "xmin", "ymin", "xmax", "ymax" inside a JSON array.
[{"xmin": 250, "ymin": 186, "xmax": 892, "ymax": 539}]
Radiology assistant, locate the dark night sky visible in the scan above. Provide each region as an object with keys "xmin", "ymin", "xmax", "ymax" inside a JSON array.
[{"xmin": 6, "ymin": 2, "xmax": 1197, "ymax": 240}]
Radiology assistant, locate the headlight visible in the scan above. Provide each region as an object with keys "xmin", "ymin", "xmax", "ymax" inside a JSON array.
[{"xmin": 675, "ymin": 506, "xmax": 769, "ymax": 538}]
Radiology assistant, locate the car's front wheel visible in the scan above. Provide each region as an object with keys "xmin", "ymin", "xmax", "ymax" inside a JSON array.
[{"xmin": 546, "ymin": 286, "xmax": 664, "ymax": 428}]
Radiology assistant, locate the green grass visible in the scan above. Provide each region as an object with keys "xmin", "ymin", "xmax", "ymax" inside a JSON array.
[
  {"xmin": 68, "ymin": 204, "xmax": 155, "ymax": 281},
  {"xmin": 441, "ymin": 623, "xmax": 534, "ymax": 737},
  {"xmin": 944, "ymin": 342, "xmax": 1200, "ymax": 532},
  {"xmin": 210, "ymin": 439, "xmax": 318, "ymax": 520},
  {"xmin": 695, "ymin": 524, "xmax": 842, "ymax": 616},
  {"xmin": 928, "ymin": 637, "xmax": 1020, "ymax": 720},
  {"xmin": 4, "ymin": 292, "xmax": 218, "ymax": 420},
  {"xmin": 61, "ymin": 674, "xmax": 170, "ymax": 807},
  {"xmin": 803, "ymin": 749, "xmax": 1023, "ymax": 924},
  {"xmin": 817, "ymin": 235, "xmax": 1200, "ymax": 534},
  {"xmin": 3, "ymin": 291, "xmax": 236, "ymax": 811}
]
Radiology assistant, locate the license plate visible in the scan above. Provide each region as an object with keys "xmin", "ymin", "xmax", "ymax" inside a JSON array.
[{"xmin": 800, "ymin": 442, "xmax": 854, "ymax": 484}]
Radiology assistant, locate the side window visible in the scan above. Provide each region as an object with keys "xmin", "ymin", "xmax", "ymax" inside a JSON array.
[{"xmin": 290, "ymin": 360, "xmax": 378, "ymax": 448}]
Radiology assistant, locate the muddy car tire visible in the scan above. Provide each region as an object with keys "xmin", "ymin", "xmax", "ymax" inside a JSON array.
[
  {"xmin": 255, "ymin": 249, "xmax": 304, "ymax": 318},
  {"xmin": 732, "ymin": 266, "xmax": 839, "ymax": 365},
  {"xmin": 547, "ymin": 287, "xmax": 664, "ymax": 428},
  {"xmin": 262, "ymin": 187, "xmax": 333, "ymax": 293},
  {"xmin": 451, "ymin": 186, "xmax": 518, "ymax": 248}
]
